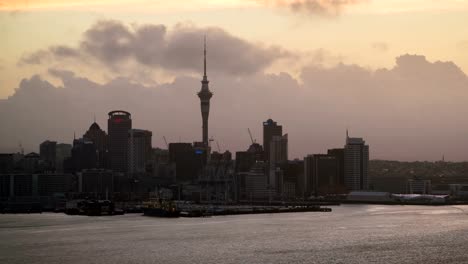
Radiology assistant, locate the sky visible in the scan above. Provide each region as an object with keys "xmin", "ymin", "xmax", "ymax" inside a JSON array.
[{"xmin": 1, "ymin": 0, "xmax": 468, "ymax": 161}]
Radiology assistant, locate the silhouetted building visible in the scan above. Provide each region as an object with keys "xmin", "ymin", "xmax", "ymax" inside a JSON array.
[
  {"xmin": 269, "ymin": 134, "xmax": 288, "ymax": 190},
  {"xmin": 169, "ymin": 143, "xmax": 199, "ymax": 182},
  {"xmin": 344, "ymin": 132, "xmax": 369, "ymax": 191},
  {"xmin": 263, "ymin": 119, "xmax": 282, "ymax": 162},
  {"xmin": 235, "ymin": 151, "xmax": 256, "ymax": 173},
  {"xmin": 83, "ymin": 121, "xmax": 108, "ymax": 168},
  {"xmin": 327, "ymin": 148, "xmax": 345, "ymax": 187},
  {"xmin": 40, "ymin": 140, "xmax": 56, "ymax": 170},
  {"xmin": 240, "ymin": 161, "xmax": 273, "ymax": 201},
  {"xmin": 64, "ymin": 138, "xmax": 97, "ymax": 173},
  {"xmin": 193, "ymin": 141, "xmax": 209, "ymax": 166},
  {"xmin": 269, "ymin": 134, "xmax": 288, "ymax": 165},
  {"xmin": 149, "ymin": 148, "xmax": 176, "ymax": 183},
  {"xmin": 0, "ymin": 154, "xmax": 14, "ymax": 173},
  {"xmin": 108, "ymin": 110, "xmax": 132, "ymax": 173},
  {"xmin": 304, "ymin": 154, "xmax": 341, "ymax": 196},
  {"xmin": 198, "ymin": 38, "xmax": 213, "ymax": 149},
  {"xmin": 22, "ymin": 152, "xmax": 41, "ymax": 173},
  {"xmin": 78, "ymin": 169, "xmax": 114, "ymax": 197},
  {"xmin": 283, "ymin": 160, "xmax": 304, "ymax": 199},
  {"xmin": 128, "ymin": 129, "xmax": 152, "ymax": 174},
  {"xmin": 407, "ymin": 178, "xmax": 431, "ymax": 194},
  {"xmin": 55, "ymin": 143, "xmax": 72, "ymax": 173}
]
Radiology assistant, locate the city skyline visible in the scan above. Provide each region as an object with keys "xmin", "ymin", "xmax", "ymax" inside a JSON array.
[{"xmin": 1, "ymin": 1, "xmax": 468, "ymax": 161}]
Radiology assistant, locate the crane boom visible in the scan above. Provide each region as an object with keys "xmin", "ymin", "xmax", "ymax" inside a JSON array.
[
  {"xmin": 247, "ymin": 128, "xmax": 255, "ymax": 144},
  {"xmin": 163, "ymin": 136, "xmax": 168, "ymax": 148}
]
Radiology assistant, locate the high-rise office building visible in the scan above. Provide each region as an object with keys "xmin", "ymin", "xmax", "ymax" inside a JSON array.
[
  {"xmin": 55, "ymin": 143, "xmax": 72, "ymax": 173},
  {"xmin": 197, "ymin": 37, "xmax": 213, "ymax": 148},
  {"xmin": 327, "ymin": 148, "xmax": 345, "ymax": 188},
  {"xmin": 128, "ymin": 129, "xmax": 152, "ymax": 174},
  {"xmin": 169, "ymin": 143, "xmax": 199, "ymax": 182},
  {"xmin": 268, "ymin": 134, "xmax": 288, "ymax": 190},
  {"xmin": 64, "ymin": 138, "xmax": 97, "ymax": 173},
  {"xmin": 84, "ymin": 121, "xmax": 108, "ymax": 168},
  {"xmin": 344, "ymin": 131, "xmax": 369, "ymax": 191},
  {"xmin": 304, "ymin": 154, "xmax": 340, "ymax": 196},
  {"xmin": 263, "ymin": 119, "xmax": 282, "ymax": 162},
  {"xmin": 108, "ymin": 110, "xmax": 132, "ymax": 173},
  {"xmin": 40, "ymin": 140, "xmax": 57, "ymax": 170},
  {"xmin": 269, "ymin": 134, "xmax": 288, "ymax": 165}
]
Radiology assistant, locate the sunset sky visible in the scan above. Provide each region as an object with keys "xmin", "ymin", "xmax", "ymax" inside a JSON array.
[{"xmin": 1, "ymin": 0, "xmax": 468, "ymax": 161}]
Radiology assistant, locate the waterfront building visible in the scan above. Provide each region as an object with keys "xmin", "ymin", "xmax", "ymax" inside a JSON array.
[
  {"xmin": 78, "ymin": 169, "xmax": 114, "ymax": 197},
  {"xmin": 0, "ymin": 154, "xmax": 15, "ymax": 173},
  {"xmin": 241, "ymin": 161, "xmax": 273, "ymax": 201},
  {"xmin": 344, "ymin": 131, "xmax": 369, "ymax": 191},
  {"xmin": 108, "ymin": 110, "xmax": 132, "ymax": 173},
  {"xmin": 327, "ymin": 148, "xmax": 345, "ymax": 187},
  {"xmin": 40, "ymin": 140, "xmax": 57, "ymax": 170},
  {"xmin": 407, "ymin": 178, "xmax": 431, "ymax": 194},
  {"xmin": 128, "ymin": 129, "xmax": 152, "ymax": 175},
  {"xmin": 263, "ymin": 119, "xmax": 282, "ymax": 162},
  {"xmin": 304, "ymin": 154, "xmax": 341, "ymax": 196},
  {"xmin": 55, "ymin": 143, "xmax": 72, "ymax": 173},
  {"xmin": 168, "ymin": 143, "xmax": 199, "ymax": 182},
  {"xmin": 64, "ymin": 138, "xmax": 97, "ymax": 173},
  {"xmin": 83, "ymin": 121, "xmax": 108, "ymax": 169}
]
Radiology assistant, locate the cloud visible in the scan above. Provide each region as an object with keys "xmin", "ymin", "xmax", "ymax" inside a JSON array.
[
  {"xmin": 256, "ymin": 0, "xmax": 366, "ymax": 15},
  {"xmin": 457, "ymin": 40, "xmax": 468, "ymax": 50},
  {"xmin": 3, "ymin": 54, "xmax": 468, "ymax": 161},
  {"xmin": 371, "ymin": 42, "xmax": 389, "ymax": 52},
  {"xmin": 20, "ymin": 20, "xmax": 292, "ymax": 76}
]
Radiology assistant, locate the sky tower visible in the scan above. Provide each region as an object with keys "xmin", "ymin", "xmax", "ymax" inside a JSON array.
[{"xmin": 198, "ymin": 36, "xmax": 213, "ymax": 147}]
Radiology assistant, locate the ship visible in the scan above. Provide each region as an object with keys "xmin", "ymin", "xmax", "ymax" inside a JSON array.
[
  {"xmin": 142, "ymin": 199, "xmax": 180, "ymax": 217},
  {"xmin": 65, "ymin": 199, "xmax": 124, "ymax": 216}
]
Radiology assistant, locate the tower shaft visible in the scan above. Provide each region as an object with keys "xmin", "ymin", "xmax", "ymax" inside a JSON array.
[{"xmin": 198, "ymin": 36, "xmax": 213, "ymax": 147}]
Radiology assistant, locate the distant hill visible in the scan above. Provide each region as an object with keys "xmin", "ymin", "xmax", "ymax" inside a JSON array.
[{"xmin": 369, "ymin": 160, "xmax": 468, "ymax": 183}]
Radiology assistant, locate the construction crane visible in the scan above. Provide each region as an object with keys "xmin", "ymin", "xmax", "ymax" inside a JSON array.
[
  {"xmin": 163, "ymin": 136, "xmax": 168, "ymax": 148},
  {"xmin": 247, "ymin": 128, "xmax": 256, "ymax": 144}
]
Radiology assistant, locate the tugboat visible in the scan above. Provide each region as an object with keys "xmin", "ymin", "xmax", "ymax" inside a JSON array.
[
  {"xmin": 142, "ymin": 198, "xmax": 180, "ymax": 217},
  {"xmin": 65, "ymin": 199, "xmax": 124, "ymax": 216}
]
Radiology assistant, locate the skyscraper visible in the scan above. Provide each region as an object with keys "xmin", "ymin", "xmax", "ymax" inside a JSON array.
[
  {"xmin": 197, "ymin": 37, "xmax": 213, "ymax": 147},
  {"xmin": 344, "ymin": 131, "xmax": 369, "ymax": 191},
  {"xmin": 108, "ymin": 110, "xmax": 132, "ymax": 173},
  {"xmin": 40, "ymin": 140, "xmax": 57, "ymax": 170},
  {"xmin": 83, "ymin": 121, "xmax": 108, "ymax": 168},
  {"xmin": 263, "ymin": 119, "xmax": 283, "ymax": 162},
  {"xmin": 304, "ymin": 154, "xmax": 340, "ymax": 196},
  {"xmin": 269, "ymin": 134, "xmax": 288, "ymax": 165},
  {"xmin": 128, "ymin": 129, "xmax": 152, "ymax": 174}
]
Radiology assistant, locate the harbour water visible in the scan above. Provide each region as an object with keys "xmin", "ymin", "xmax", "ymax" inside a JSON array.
[{"xmin": 1, "ymin": 204, "xmax": 468, "ymax": 264}]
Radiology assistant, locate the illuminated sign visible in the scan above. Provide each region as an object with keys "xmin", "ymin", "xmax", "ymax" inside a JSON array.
[
  {"xmin": 113, "ymin": 118, "xmax": 123, "ymax": 123},
  {"xmin": 195, "ymin": 150, "xmax": 204, "ymax": 155}
]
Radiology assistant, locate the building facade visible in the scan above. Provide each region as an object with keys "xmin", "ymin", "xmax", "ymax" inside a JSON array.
[
  {"xmin": 40, "ymin": 140, "xmax": 57, "ymax": 170},
  {"xmin": 108, "ymin": 110, "xmax": 132, "ymax": 173},
  {"xmin": 83, "ymin": 122, "xmax": 108, "ymax": 169},
  {"xmin": 128, "ymin": 129, "xmax": 152, "ymax": 175},
  {"xmin": 263, "ymin": 119, "xmax": 282, "ymax": 162},
  {"xmin": 344, "ymin": 133, "xmax": 369, "ymax": 191}
]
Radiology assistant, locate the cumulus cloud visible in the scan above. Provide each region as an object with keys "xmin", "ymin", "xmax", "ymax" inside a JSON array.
[
  {"xmin": 3, "ymin": 54, "xmax": 468, "ymax": 161},
  {"xmin": 256, "ymin": 0, "xmax": 365, "ymax": 15},
  {"xmin": 20, "ymin": 20, "xmax": 292, "ymax": 76}
]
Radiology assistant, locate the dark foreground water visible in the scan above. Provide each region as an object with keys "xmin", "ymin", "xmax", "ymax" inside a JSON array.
[{"xmin": 1, "ymin": 205, "xmax": 468, "ymax": 264}]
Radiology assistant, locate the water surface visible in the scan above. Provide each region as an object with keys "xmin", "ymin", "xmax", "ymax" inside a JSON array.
[{"xmin": 1, "ymin": 205, "xmax": 468, "ymax": 264}]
